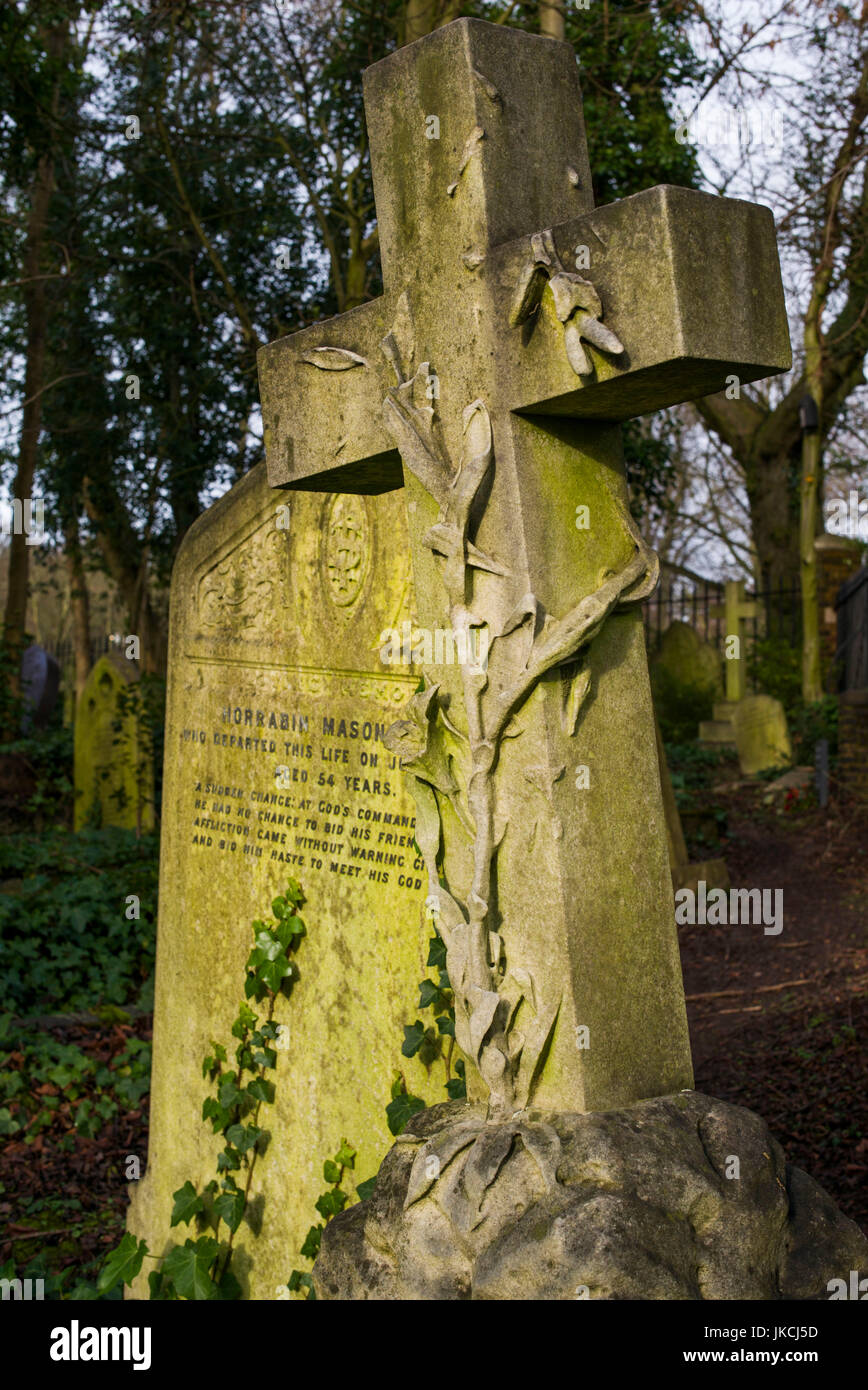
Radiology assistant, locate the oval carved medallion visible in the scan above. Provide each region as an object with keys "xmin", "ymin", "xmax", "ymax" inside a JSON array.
[{"xmin": 322, "ymin": 494, "xmax": 370, "ymax": 609}]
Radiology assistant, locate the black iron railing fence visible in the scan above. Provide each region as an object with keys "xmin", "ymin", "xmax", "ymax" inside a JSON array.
[
  {"xmin": 46, "ymin": 634, "xmax": 112, "ymax": 669},
  {"xmin": 643, "ymin": 576, "xmax": 802, "ymax": 696}
]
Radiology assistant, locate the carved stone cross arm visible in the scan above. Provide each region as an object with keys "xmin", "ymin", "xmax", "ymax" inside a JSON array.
[{"xmin": 258, "ymin": 179, "xmax": 790, "ymax": 493}]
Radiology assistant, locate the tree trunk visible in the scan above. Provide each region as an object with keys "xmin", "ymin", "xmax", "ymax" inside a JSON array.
[
  {"xmin": 64, "ymin": 513, "xmax": 91, "ymax": 704},
  {"xmin": 1, "ymin": 21, "xmax": 67, "ymax": 716},
  {"xmin": 743, "ymin": 435, "xmax": 802, "ymax": 591},
  {"xmin": 2, "ymin": 146, "xmax": 55, "ymax": 687},
  {"xmin": 403, "ymin": 0, "xmax": 462, "ymax": 46},
  {"xmin": 82, "ymin": 477, "xmax": 166, "ymax": 675},
  {"xmin": 539, "ymin": 1, "xmax": 565, "ymax": 42}
]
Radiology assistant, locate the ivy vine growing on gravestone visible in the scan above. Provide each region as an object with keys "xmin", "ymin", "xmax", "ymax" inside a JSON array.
[
  {"xmin": 97, "ymin": 880, "xmax": 307, "ymax": 1300},
  {"xmin": 286, "ymin": 926, "xmax": 466, "ymax": 1298}
]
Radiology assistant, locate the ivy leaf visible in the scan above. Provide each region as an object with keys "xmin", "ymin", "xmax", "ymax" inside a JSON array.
[
  {"xmin": 170, "ymin": 1181, "xmax": 204, "ymax": 1228},
  {"xmin": 225, "ymin": 1123, "xmax": 261, "ymax": 1154},
  {"xmin": 401, "ymin": 1020, "xmax": 426, "ymax": 1058},
  {"xmin": 446, "ymin": 1077, "xmax": 467, "ymax": 1100},
  {"xmin": 231, "ymin": 1004, "xmax": 258, "ymax": 1039},
  {"xmin": 202, "ymin": 1098, "xmax": 231, "ymax": 1133},
  {"xmin": 261, "ymin": 957, "xmax": 293, "ymax": 994},
  {"xmin": 437, "ymin": 1014, "xmax": 455, "ymax": 1037},
  {"xmin": 271, "ymin": 896, "xmax": 288, "ymax": 919},
  {"xmin": 254, "ymin": 930, "xmax": 283, "ymax": 961},
  {"xmin": 246, "ymin": 1076, "xmax": 275, "ymax": 1105},
  {"xmin": 284, "ymin": 879, "xmax": 306, "ymax": 907},
  {"xmin": 274, "ymin": 916, "xmax": 305, "ymax": 948},
  {"xmin": 216, "ymin": 1147, "xmax": 241, "ymax": 1172},
  {"xmin": 386, "ymin": 1092, "xmax": 427, "ymax": 1136},
  {"xmin": 216, "ymin": 1269, "xmax": 243, "ymax": 1300},
  {"xmin": 147, "ymin": 1268, "xmax": 176, "ymax": 1300},
  {"xmin": 97, "ymin": 1232, "xmax": 148, "ymax": 1293},
  {"xmin": 426, "ymin": 935, "xmax": 447, "ymax": 969},
  {"xmin": 418, "ymin": 979, "xmax": 440, "ymax": 1009},
  {"xmin": 315, "ymin": 1188, "xmax": 349, "ymax": 1220},
  {"xmin": 161, "ymin": 1238, "xmax": 220, "ymax": 1300},
  {"xmin": 355, "ymin": 1176, "xmax": 377, "ymax": 1202},
  {"xmin": 218, "ymin": 1079, "xmax": 241, "ymax": 1110},
  {"xmin": 334, "ymin": 1140, "xmax": 356, "ymax": 1169},
  {"xmin": 300, "ymin": 1225, "xmax": 323, "ymax": 1260},
  {"xmin": 214, "ymin": 1187, "xmax": 246, "ymax": 1234},
  {"xmin": 323, "ymin": 1159, "xmax": 342, "ymax": 1184}
]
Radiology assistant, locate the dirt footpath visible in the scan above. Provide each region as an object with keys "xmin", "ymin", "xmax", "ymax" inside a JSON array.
[{"xmin": 680, "ymin": 782, "xmax": 868, "ymax": 1231}]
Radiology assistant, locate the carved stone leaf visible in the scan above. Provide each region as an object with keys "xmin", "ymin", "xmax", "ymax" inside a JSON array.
[
  {"xmin": 446, "ymin": 399, "xmax": 493, "ymax": 528},
  {"xmin": 383, "ymin": 291, "xmax": 415, "ymax": 384},
  {"xmin": 578, "ymin": 311, "xmax": 625, "ymax": 357},
  {"xmin": 516, "ymin": 1121, "xmax": 562, "ymax": 1190},
  {"xmin": 499, "ymin": 592, "xmax": 539, "ymax": 640},
  {"xmin": 402, "ymin": 1116, "xmax": 485, "ymax": 1210},
  {"xmin": 563, "ymin": 320, "xmax": 593, "ymax": 376},
  {"xmin": 563, "ymin": 666, "xmax": 592, "ymax": 736},
  {"xmin": 514, "ymin": 999, "xmax": 562, "ymax": 1109},
  {"xmin": 383, "ymin": 372, "xmax": 451, "ymax": 509},
  {"xmin": 301, "ymin": 347, "xmax": 369, "ymax": 370},
  {"xmin": 407, "ymin": 778, "xmax": 442, "ymax": 884},
  {"xmin": 460, "ymin": 1126, "xmax": 516, "ymax": 1222},
  {"xmin": 547, "ymin": 272, "xmax": 602, "ymax": 323},
  {"xmin": 468, "ymin": 986, "xmax": 502, "ymax": 1059}
]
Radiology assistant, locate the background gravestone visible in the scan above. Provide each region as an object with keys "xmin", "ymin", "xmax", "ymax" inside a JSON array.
[
  {"xmin": 127, "ymin": 462, "xmax": 444, "ymax": 1299},
  {"xmin": 650, "ymin": 620, "xmax": 722, "ymax": 743},
  {"xmin": 73, "ymin": 651, "xmax": 155, "ymax": 832},
  {"xmin": 20, "ymin": 643, "xmax": 60, "ymax": 733},
  {"xmin": 733, "ymin": 693, "xmax": 792, "ymax": 776}
]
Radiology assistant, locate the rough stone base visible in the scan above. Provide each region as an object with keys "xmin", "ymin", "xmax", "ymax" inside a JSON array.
[{"xmin": 313, "ymin": 1092, "xmax": 868, "ymax": 1300}]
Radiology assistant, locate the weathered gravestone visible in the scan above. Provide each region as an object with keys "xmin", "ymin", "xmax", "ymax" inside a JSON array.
[
  {"xmin": 20, "ymin": 643, "xmax": 60, "ymax": 732},
  {"xmin": 74, "ymin": 652, "xmax": 154, "ymax": 832},
  {"xmin": 653, "ymin": 620, "xmax": 722, "ymax": 696},
  {"xmin": 127, "ymin": 464, "xmax": 443, "ymax": 1298},
  {"xmin": 733, "ymin": 693, "xmax": 792, "ymax": 776},
  {"xmin": 652, "ymin": 619, "xmax": 722, "ymax": 743},
  {"xmin": 257, "ymin": 19, "xmax": 867, "ymax": 1297}
]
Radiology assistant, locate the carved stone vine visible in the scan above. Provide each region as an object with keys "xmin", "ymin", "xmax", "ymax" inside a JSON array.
[
  {"xmin": 509, "ymin": 228, "xmax": 624, "ymax": 377},
  {"xmin": 380, "ymin": 302, "xmax": 657, "ymax": 1121}
]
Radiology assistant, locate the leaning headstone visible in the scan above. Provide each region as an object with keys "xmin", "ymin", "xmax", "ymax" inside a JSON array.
[
  {"xmin": 127, "ymin": 463, "xmax": 443, "ymax": 1299},
  {"xmin": 733, "ymin": 694, "xmax": 792, "ymax": 776},
  {"xmin": 73, "ymin": 652, "xmax": 154, "ymax": 832},
  {"xmin": 20, "ymin": 643, "xmax": 60, "ymax": 733},
  {"xmin": 255, "ymin": 18, "xmax": 866, "ymax": 1298}
]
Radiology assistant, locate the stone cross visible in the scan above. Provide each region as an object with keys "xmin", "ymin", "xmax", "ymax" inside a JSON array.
[
  {"xmin": 258, "ymin": 19, "xmax": 790, "ymax": 1117},
  {"xmin": 713, "ymin": 579, "xmax": 759, "ymax": 703}
]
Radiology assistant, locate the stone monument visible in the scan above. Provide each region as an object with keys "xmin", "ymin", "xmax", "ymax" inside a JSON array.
[
  {"xmin": 74, "ymin": 651, "xmax": 154, "ymax": 832},
  {"xmin": 257, "ymin": 20, "xmax": 866, "ymax": 1297}
]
